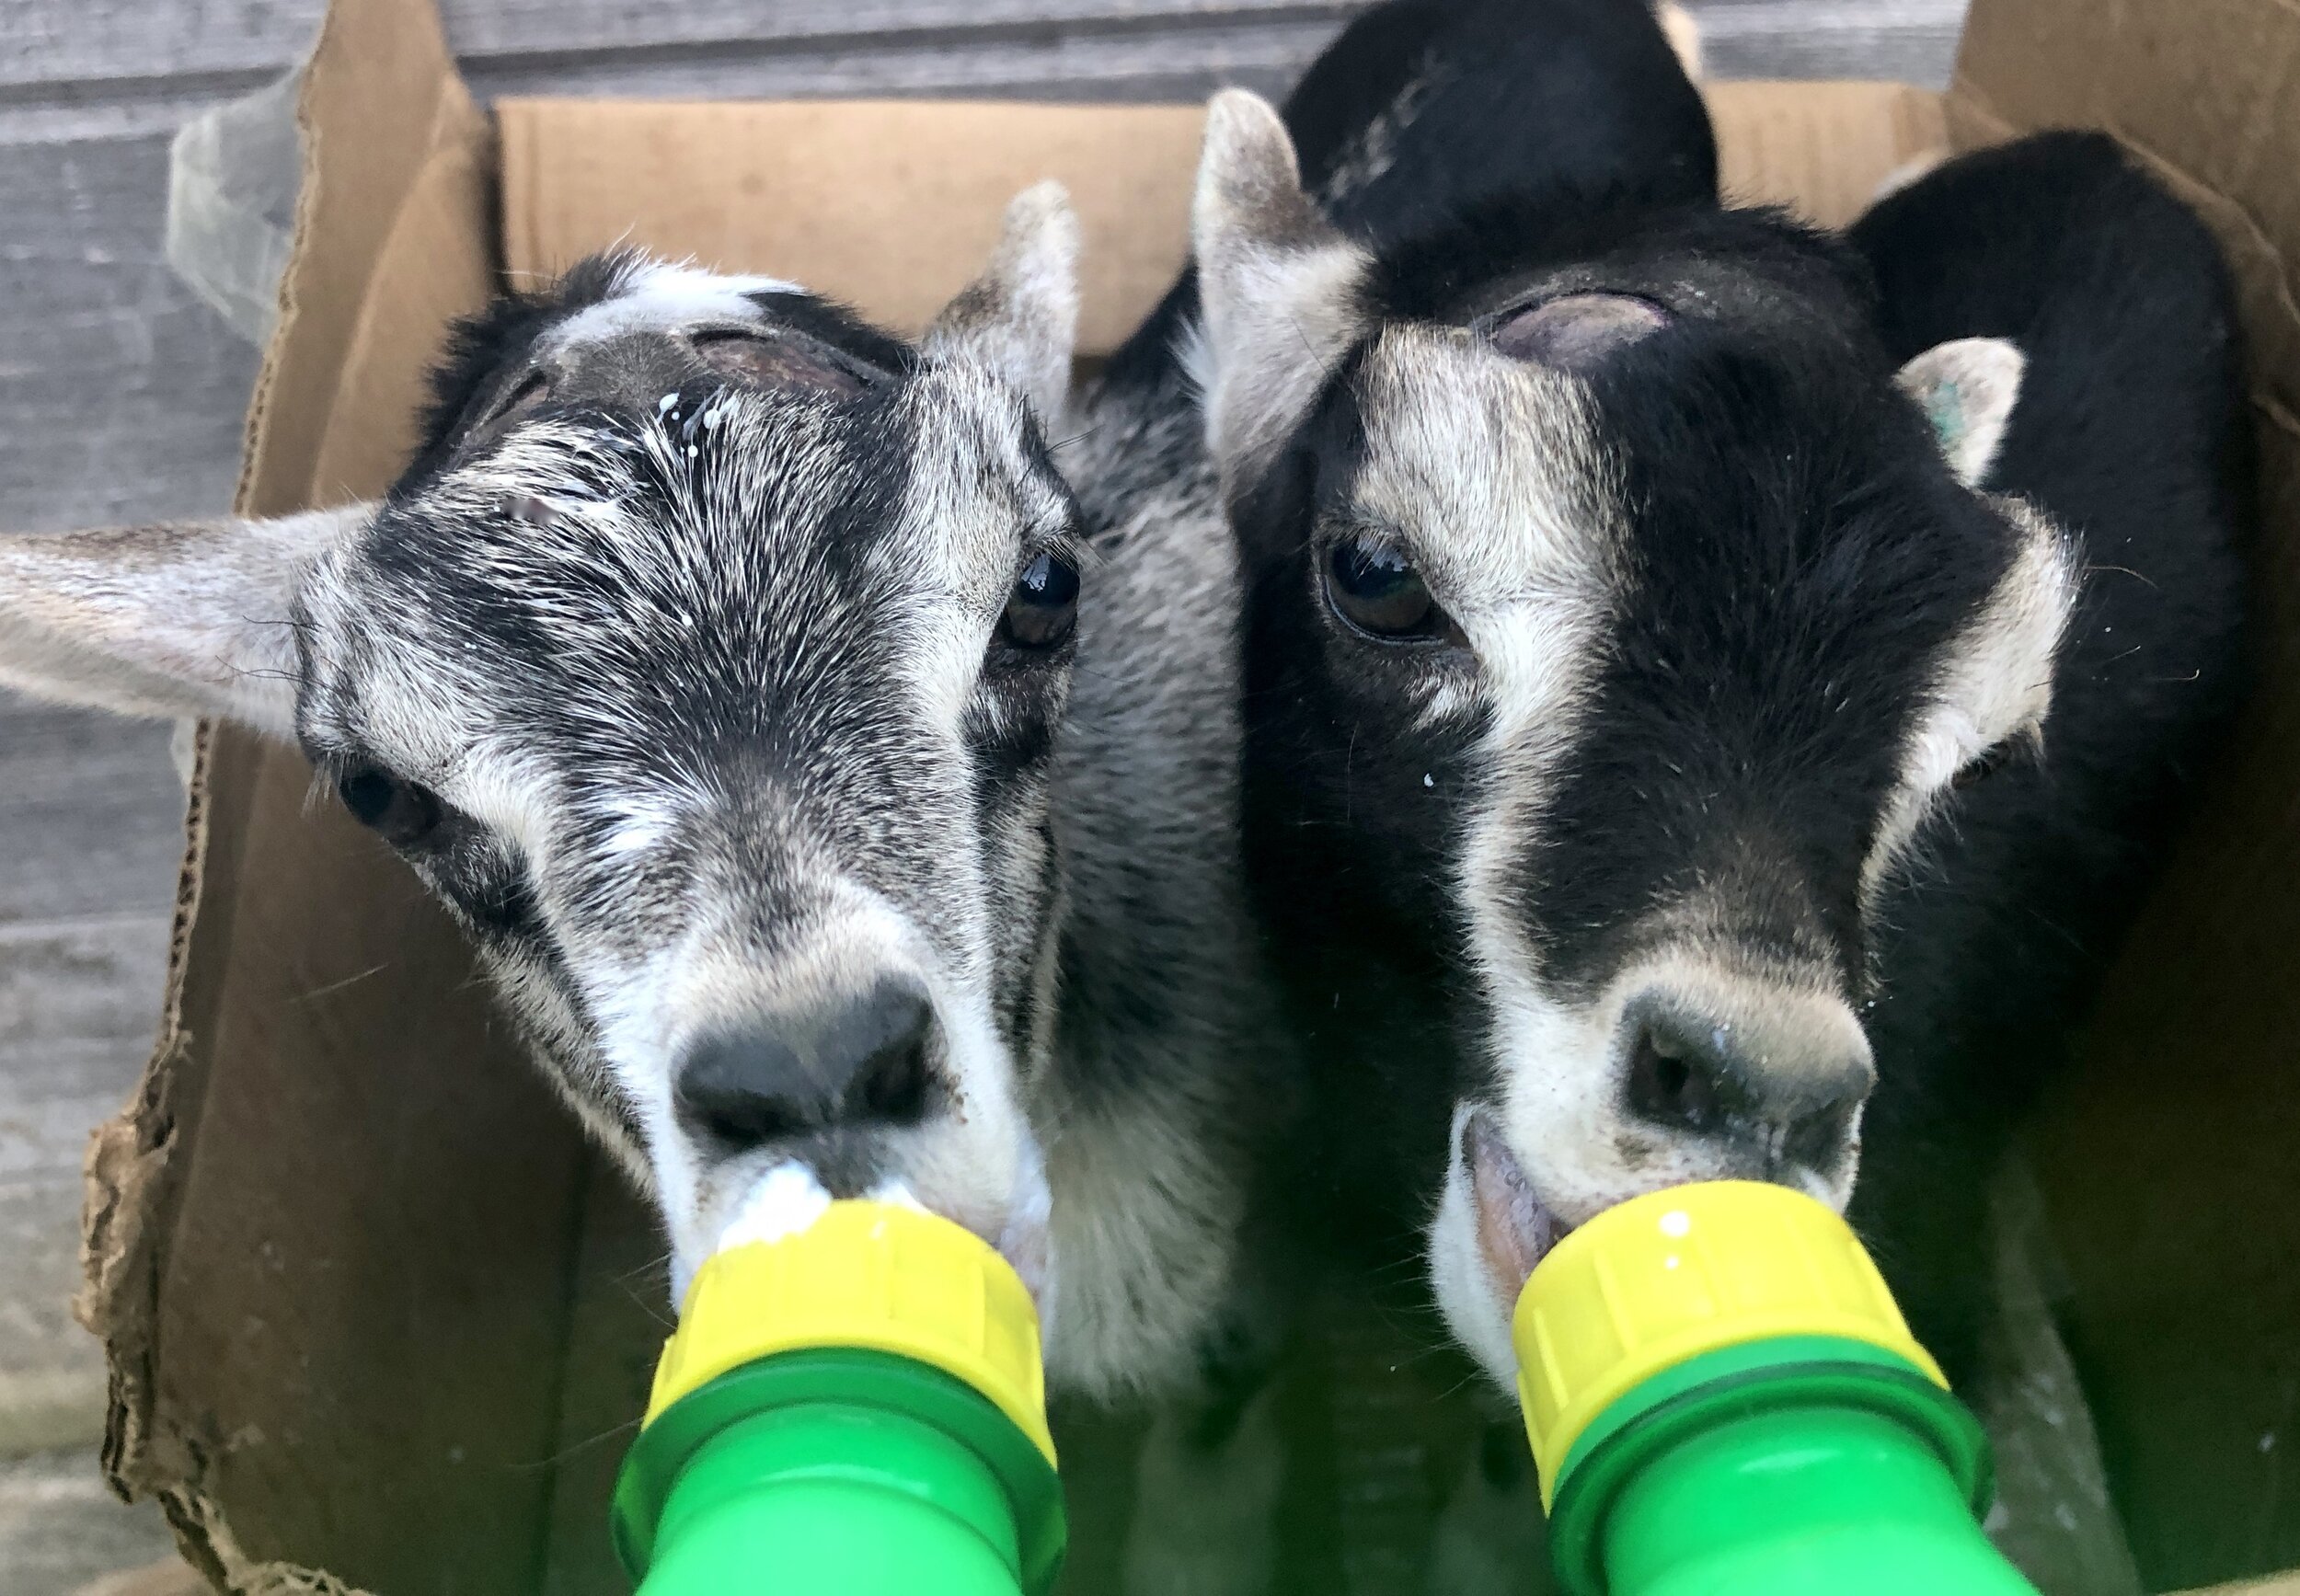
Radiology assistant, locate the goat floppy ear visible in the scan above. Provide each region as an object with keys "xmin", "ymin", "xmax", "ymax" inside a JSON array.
[
  {"xmin": 0, "ymin": 500, "xmax": 372, "ymax": 739},
  {"xmin": 1191, "ymin": 88, "xmax": 1372, "ymax": 499},
  {"xmin": 1897, "ymin": 337, "xmax": 2025, "ymax": 489},
  {"xmin": 923, "ymin": 180, "xmax": 1080, "ymax": 424}
]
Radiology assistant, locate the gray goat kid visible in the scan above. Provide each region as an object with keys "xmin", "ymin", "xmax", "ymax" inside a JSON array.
[{"xmin": 0, "ymin": 185, "xmax": 1286, "ymax": 1414}]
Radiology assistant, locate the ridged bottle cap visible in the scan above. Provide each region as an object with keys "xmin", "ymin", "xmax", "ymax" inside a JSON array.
[
  {"xmin": 646, "ymin": 1200, "xmax": 1054, "ymax": 1464},
  {"xmin": 1512, "ymin": 1180, "xmax": 1944, "ymax": 1506}
]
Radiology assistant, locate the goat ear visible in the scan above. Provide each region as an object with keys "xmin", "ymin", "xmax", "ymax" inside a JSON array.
[
  {"xmin": 1191, "ymin": 88, "xmax": 1372, "ymax": 497},
  {"xmin": 924, "ymin": 180, "xmax": 1080, "ymax": 424},
  {"xmin": 0, "ymin": 501, "xmax": 372, "ymax": 739},
  {"xmin": 1897, "ymin": 337, "xmax": 2025, "ymax": 488}
]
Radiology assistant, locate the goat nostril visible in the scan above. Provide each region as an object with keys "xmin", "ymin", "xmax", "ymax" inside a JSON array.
[
  {"xmin": 1778, "ymin": 1062, "xmax": 1873, "ymax": 1169},
  {"xmin": 676, "ymin": 1034, "xmax": 813, "ymax": 1150},
  {"xmin": 1782, "ymin": 1100, "xmax": 1858, "ymax": 1171},
  {"xmin": 1626, "ymin": 1024, "xmax": 1729, "ymax": 1136},
  {"xmin": 846, "ymin": 1012, "xmax": 934, "ymax": 1128}
]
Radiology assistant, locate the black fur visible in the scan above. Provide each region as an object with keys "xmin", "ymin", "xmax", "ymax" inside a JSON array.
[
  {"xmin": 1231, "ymin": 0, "xmax": 1739, "ymax": 1286},
  {"xmin": 1235, "ymin": 119, "xmax": 2248, "ymax": 1383},
  {"xmin": 1103, "ymin": 0, "xmax": 1716, "ymax": 394},
  {"xmin": 1845, "ymin": 132, "xmax": 2251, "ymax": 1371}
]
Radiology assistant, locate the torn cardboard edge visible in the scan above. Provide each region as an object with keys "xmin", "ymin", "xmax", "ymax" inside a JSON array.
[{"xmin": 76, "ymin": 0, "xmax": 493, "ymax": 1578}]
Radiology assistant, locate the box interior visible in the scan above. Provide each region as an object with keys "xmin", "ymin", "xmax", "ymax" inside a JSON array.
[{"xmin": 75, "ymin": 0, "xmax": 2300, "ymax": 1590}]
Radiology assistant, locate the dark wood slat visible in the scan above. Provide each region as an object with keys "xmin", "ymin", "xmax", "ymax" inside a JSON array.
[
  {"xmin": 0, "ymin": 696, "xmax": 185, "ymax": 926},
  {"xmin": 0, "ymin": 0, "xmax": 1351, "ymax": 94},
  {"xmin": 0, "ymin": 2, "xmax": 1973, "ymax": 101},
  {"xmin": 465, "ymin": 16, "xmax": 1343, "ymax": 101},
  {"xmin": 1687, "ymin": 0, "xmax": 1965, "ymax": 88},
  {"xmin": 0, "ymin": 134, "xmax": 259, "ymax": 534},
  {"xmin": 0, "ymin": 1449, "xmax": 175, "ymax": 1596}
]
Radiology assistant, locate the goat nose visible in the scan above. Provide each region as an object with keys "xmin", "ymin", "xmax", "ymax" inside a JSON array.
[
  {"xmin": 1622, "ymin": 993, "xmax": 1874, "ymax": 1170},
  {"xmin": 674, "ymin": 978, "xmax": 935, "ymax": 1151}
]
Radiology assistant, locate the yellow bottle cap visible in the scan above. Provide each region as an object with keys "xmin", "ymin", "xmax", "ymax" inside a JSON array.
[
  {"xmin": 1512, "ymin": 1180, "xmax": 1945, "ymax": 1507},
  {"xmin": 645, "ymin": 1200, "xmax": 1055, "ymax": 1465}
]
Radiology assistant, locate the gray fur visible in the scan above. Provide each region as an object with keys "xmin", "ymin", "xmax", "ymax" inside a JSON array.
[{"xmin": 0, "ymin": 193, "xmax": 1278, "ymax": 1407}]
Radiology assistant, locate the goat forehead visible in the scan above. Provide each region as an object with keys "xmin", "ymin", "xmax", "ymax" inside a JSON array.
[
  {"xmin": 1348, "ymin": 327, "xmax": 1619, "ymax": 607},
  {"xmin": 538, "ymin": 258, "xmax": 805, "ymax": 355},
  {"xmin": 318, "ymin": 382, "xmax": 1054, "ymax": 770}
]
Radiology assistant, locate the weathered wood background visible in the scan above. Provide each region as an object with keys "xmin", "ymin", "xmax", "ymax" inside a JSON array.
[{"xmin": 0, "ymin": 2, "xmax": 1967, "ymax": 1588}]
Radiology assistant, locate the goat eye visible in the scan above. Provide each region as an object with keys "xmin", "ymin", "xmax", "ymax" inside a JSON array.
[
  {"xmin": 1951, "ymin": 742, "xmax": 2014, "ymax": 791},
  {"xmin": 999, "ymin": 553, "xmax": 1079, "ymax": 649},
  {"xmin": 337, "ymin": 763, "xmax": 444, "ymax": 848},
  {"xmin": 1328, "ymin": 536, "xmax": 1439, "ymax": 638}
]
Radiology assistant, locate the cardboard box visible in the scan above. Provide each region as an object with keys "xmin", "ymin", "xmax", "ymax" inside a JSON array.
[{"xmin": 70, "ymin": 0, "xmax": 2300, "ymax": 1590}]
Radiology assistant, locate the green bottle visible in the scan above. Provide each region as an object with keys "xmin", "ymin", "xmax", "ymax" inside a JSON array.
[
  {"xmin": 612, "ymin": 1201, "xmax": 1065, "ymax": 1596},
  {"xmin": 1514, "ymin": 1180, "xmax": 2039, "ymax": 1596}
]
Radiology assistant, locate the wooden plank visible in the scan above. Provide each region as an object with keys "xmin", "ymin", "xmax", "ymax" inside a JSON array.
[
  {"xmin": 0, "ymin": 1451, "xmax": 176, "ymax": 1596},
  {"xmin": 464, "ymin": 16, "xmax": 1343, "ymax": 102},
  {"xmin": 0, "ymin": 133, "xmax": 259, "ymax": 534},
  {"xmin": 0, "ymin": 0, "xmax": 1351, "ymax": 94},
  {"xmin": 67, "ymin": 1562, "xmax": 207, "ymax": 1596},
  {"xmin": 0, "ymin": 917, "xmax": 171, "ymax": 1453},
  {"xmin": 0, "ymin": 1170, "xmax": 112, "ymax": 1452},
  {"xmin": 0, "ymin": 2, "xmax": 1974, "ymax": 100},
  {"xmin": 447, "ymin": 0, "xmax": 1358, "ymax": 57},
  {"xmin": 1685, "ymin": 0, "xmax": 1966, "ymax": 87},
  {"xmin": 0, "ymin": 697, "xmax": 185, "ymax": 927},
  {"xmin": 0, "ymin": 913, "xmax": 172, "ymax": 1046}
]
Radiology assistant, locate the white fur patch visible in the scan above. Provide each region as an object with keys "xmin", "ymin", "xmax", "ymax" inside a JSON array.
[
  {"xmin": 714, "ymin": 1162, "xmax": 834, "ymax": 1255},
  {"xmin": 1191, "ymin": 89, "xmax": 1375, "ymax": 499},
  {"xmin": 1430, "ymin": 1106, "xmax": 1523, "ymax": 1383},
  {"xmin": 1862, "ymin": 497, "xmax": 2079, "ymax": 909},
  {"xmin": 1898, "ymin": 337, "xmax": 2027, "ymax": 489},
  {"xmin": 1658, "ymin": 0, "xmax": 1705, "ymax": 80},
  {"xmin": 541, "ymin": 259, "xmax": 804, "ymax": 352},
  {"xmin": 1332, "ymin": 328, "xmax": 1662, "ymax": 1387}
]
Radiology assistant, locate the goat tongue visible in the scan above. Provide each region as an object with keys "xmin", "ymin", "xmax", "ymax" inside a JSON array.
[{"xmin": 1466, "ymin": 1108, "xmax": 1564, "ymax": 1302}]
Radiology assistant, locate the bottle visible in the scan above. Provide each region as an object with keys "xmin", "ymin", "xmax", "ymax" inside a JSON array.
[
  {"xmin": 1513, "ymin": 1179, "xmax": 2040, "ymax": 1596},
  {"xmin": 611, "ymin": 1200, "xmax": 1065, "ymax": 1596}
]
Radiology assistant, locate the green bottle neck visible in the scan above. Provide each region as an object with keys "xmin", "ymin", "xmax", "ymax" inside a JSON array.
[
  {"xmin": 1600, "ymin": 1403, "xmax": 2036, "ymax": 1596},
  {"xmin": 613, "ymin": 1348, "xmax": 1065, "ymax": 1596},
  {"xmin": 643, "ymin": 1402, "xmax": 1023, "ymax": 1596},
  {"xmin": 1545, "ymin": 1338, "xmax": 2035, "ymax": 1596}
]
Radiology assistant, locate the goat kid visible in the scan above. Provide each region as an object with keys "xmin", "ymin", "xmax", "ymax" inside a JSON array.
[
  {"xmin": 1188, "ymin": 98, "xmax": 2248, "ymax": 1400},
  {"xmin": 0, "ymin": 188, "xmax": 1282, "ymax": 1411}
]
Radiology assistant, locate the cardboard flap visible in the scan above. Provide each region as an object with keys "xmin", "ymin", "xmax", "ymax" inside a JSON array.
[
  {"xmin": 1955, "ymin": 0, "xmax": 2300, "ymax": 429},
  {"xmin": 498, "ymin": 86, "xmax": 1954, "ymax": 340},
  {"xmin": 1951, "ymin": 0, "xmax": 2300, "ymax": 1585},
  {"xmin": 499, "ymin": 98, "xmax": 1208, "ymax": 357},
  {"xmin": 1705, "ymin": 81, "xmax": 1949, "ymax": 228}
]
